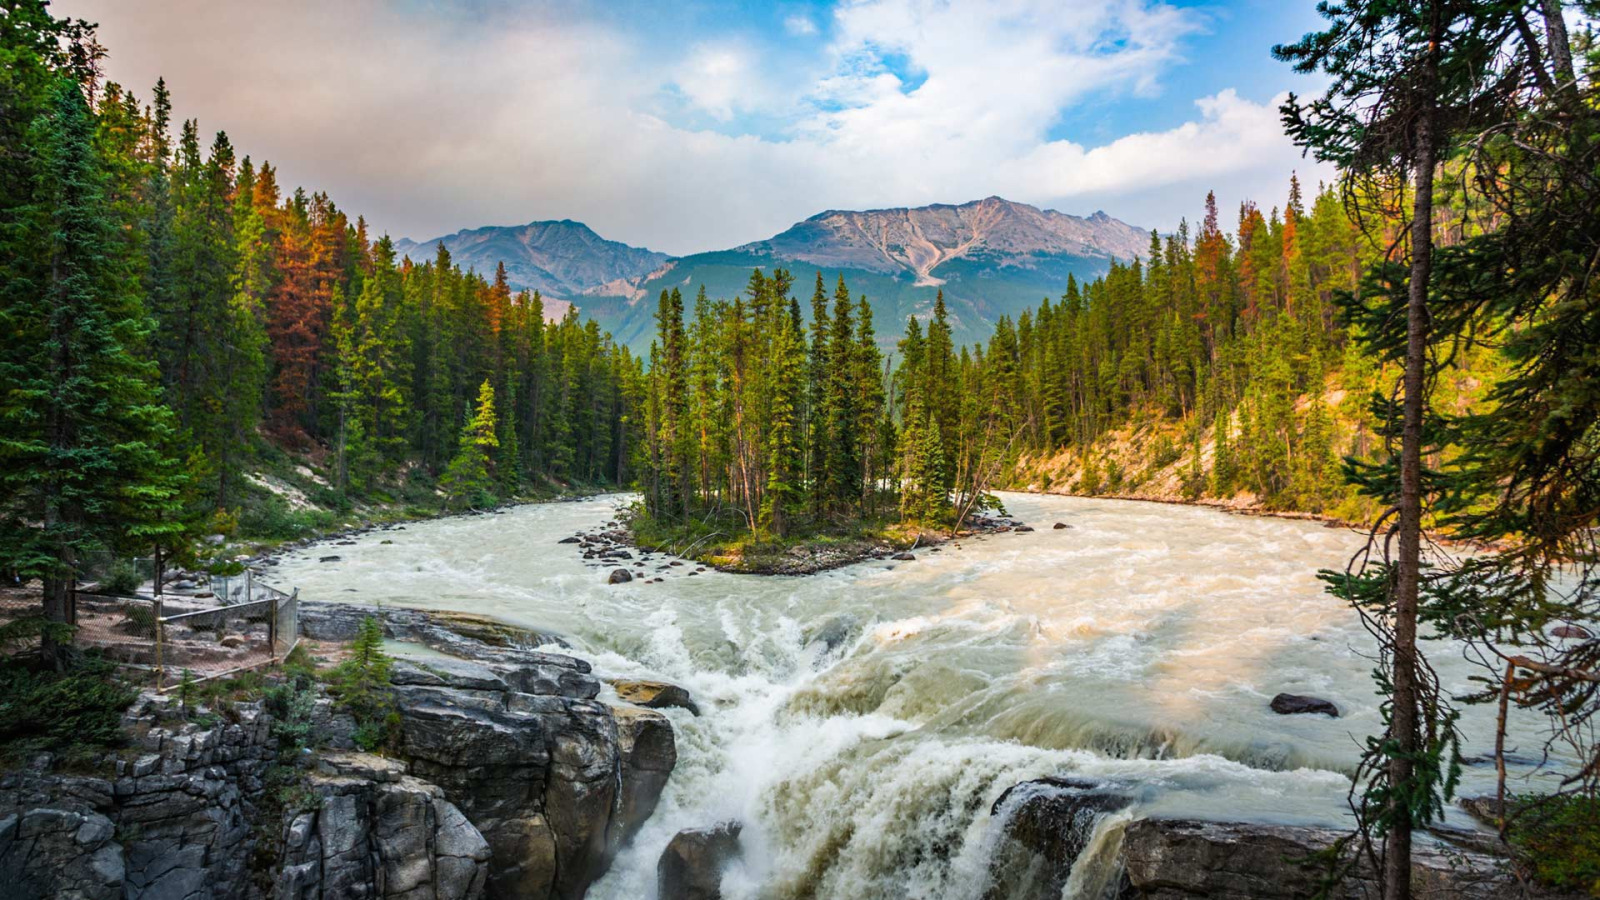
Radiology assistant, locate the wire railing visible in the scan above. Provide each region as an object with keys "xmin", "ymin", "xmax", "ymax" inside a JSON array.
[{"xmin": 0, "ymin": 571, "xmax": 300, "ymax": 691}]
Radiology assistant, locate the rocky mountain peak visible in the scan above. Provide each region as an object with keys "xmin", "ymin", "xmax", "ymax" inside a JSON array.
[{"xmin": 740, "ymin": 196, "xmax": 1147, "ymax": 286}]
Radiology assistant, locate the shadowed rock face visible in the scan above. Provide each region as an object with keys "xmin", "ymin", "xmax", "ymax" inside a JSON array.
[
  {"xmin": 985, "ymin": 778, "xmax": 1134, "ymax": 900},
  {"xmin": 1118, "ymin": 818, "xmax": 1553, "ymax": 900},
  {"xmin": 739, "ymin": 197, "xmax": 1148, "ymax": 285}
]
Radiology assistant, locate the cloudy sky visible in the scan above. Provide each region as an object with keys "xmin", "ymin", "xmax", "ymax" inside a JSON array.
[{"xmin": 65, "ymin": 0, "xmax": 1335, "ymax": 256}]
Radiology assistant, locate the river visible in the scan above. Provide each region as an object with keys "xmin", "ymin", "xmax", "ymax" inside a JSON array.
[{"xmin": 266, "ymin": 491, "xmax": 1569, "ymax": 899}]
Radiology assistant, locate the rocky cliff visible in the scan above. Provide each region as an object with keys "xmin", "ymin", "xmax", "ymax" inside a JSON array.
[{"xmin": 0, "ymin": 604, "xmax": 676, "ymax": 900}]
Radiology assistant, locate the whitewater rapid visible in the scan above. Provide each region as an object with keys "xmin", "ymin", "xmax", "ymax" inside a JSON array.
[{"xmin": 267, "ymin": 492, "xmax": 1567, "ymax": 899}]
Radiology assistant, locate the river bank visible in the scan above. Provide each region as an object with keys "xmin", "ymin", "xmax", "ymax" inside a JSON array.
[{"xmin": 613, "ymin": 506, "xmax": 1037, "ymax": 577}]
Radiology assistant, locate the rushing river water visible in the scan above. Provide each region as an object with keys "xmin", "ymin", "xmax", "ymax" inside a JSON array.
[{"xmin": 267, "ymin": 492, "xmax": 1568, "ymax": 899}]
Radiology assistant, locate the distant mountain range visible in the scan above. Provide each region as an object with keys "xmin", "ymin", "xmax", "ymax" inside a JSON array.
[{"xmin": 396, "ymin": 197, "xmax": 1148, "ymax": 350}]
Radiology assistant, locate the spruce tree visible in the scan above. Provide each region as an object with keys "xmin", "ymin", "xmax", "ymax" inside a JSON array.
[
  {"xmin": 439, "ymin": 380, "xmax": 499, "ymax": 509},
  {"xmin": 824, "ymin": 277, "xmax": 859, "ymax": 511},
  {"xmin": 0, "ymin": 79, "xmax": 184, "ymax": 664}
]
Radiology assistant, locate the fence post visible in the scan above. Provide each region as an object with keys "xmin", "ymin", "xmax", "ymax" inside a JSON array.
[
  {"xmin": 267, "ymin": 582, "xmax": 277, "ymax": 662},
  {"xmin": 153, "ymin": 597, "xmax": 164, "ymax": 690}
]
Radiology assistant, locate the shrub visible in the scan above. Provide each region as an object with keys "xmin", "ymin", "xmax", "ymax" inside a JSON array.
[
  {"xmin": 1510, "ymin": 793, "xmax": 1600, "ymax": 894},
  {"xmin": 327, "ymin": 617, "xmax": 396, "ymax": 750},
  {"xmin": 263, "ymin": 674, "xmax": 318, "ymax": 755},
  {"xmin": 103, "ymin": 560, "xmax": 142, "ymax": 595},
  {"xmin": 0, "ymin": 655, "xmax": 137, "ymax": 758}
]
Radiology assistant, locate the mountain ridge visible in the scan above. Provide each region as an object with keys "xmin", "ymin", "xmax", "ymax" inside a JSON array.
[{"xmin": 396, "ymin": 197, "xmax": 1148, "ymax": 348}]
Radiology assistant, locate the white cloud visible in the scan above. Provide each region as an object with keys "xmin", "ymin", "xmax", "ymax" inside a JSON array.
[
  {"xmin": 63, "ymin": 0, "xmax": 1331, "ymax": 257},
  {"xmin": 783, "ymin": 14, "xmax": 819, "ymax": 36}
]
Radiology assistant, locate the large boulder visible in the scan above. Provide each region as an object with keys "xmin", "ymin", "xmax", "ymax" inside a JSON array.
[
  {"xmin": 393, "ymin": 653, "xmax": 674, "ymax": 900},
  {"xmin": 613, "ymin": 679, "xmax": 700, "ymax": 716},
  {"xmin": 1269, "ymin": 693, "xmax": 1340, "ymax": 717},
  {"xmin": 658, "ymin": 823, "xmax": 742, "ymax": 900},
  {"xmin": 985, "ymin": 778, "xmax": 1133, "ymax": 900},
  {"xmin": 613, "ymin": 706, "xmax": 678, "ymax": 839},
  {"xmin": 1118, "ymin": 818, "xmax": 1528, "ymax": 899}
]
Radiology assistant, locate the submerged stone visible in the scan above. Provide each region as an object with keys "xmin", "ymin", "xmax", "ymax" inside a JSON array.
[{"xmin": 1269, "ymin": 693, "xmax": 1339, "ymax": 717}]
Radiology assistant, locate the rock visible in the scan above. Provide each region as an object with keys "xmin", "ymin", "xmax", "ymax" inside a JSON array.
[
  {"xmin": 1119, "ymin": 818, "xmax": 1528, "ymax": 899},
  {"xmin": 279, "ymin": 752, "xmax": 492, "ymax": 900},
  {"xmin": 1457, "ymin": 794, "xmax": 1509, "ymax": 828},
  {"xmin": 601, "ymin": 549, "xmax": 634, "ymax": 561},
  {"xmin": 0, "ymin": 808, "xmax": 124, "ymax": 900},
  {"xmin": 319, "ymin": 555, "xmax": 341, "ymax": 563},
  {"xmin": 1014, "ymin": 525, "xmax": 1035, "ymax": 532},
  {"xmin": 987, "ymin": 778, "xmax": 1132, "ymax": 899},
  {"xmin": 608, "ymin": 568, "xmax": 633, "ymax": 585},
  {"xmin": 1552, "ymin": 624, "xmax": 1591, "ymax": 639},
  {"xmin": 891, "ymin": 552, "xmax": 916, "ymax": 561},
  {"xmin": 394, "ymin": 674, "xmax": 670, "ymax": 898},
  {"xmin": 218, "ymin": 633, "xmax": 248, "ymax": 648},
  {"xmin": 1270, "ymin": 693, "xmax": 1339, "ymax": 717},
  {"xmin": 558, "ymin": 537, "xmax": 581, "ymax": 544},
  {"xmin": 1053, "ymin": 522, "xmax": 1070, "ymax": 530},
  {"xmin": 657, "ymin": 823, "xmax": 742, "ymax": 900},
  {"xmin": 803, "ymin": 614, "xmax": 859, "ymax": 655},
  {"xmin": 613, "ymin": 679, "xmax": 700, "ymax": 716},
  {"xmin": 612, "ymin": 706, "xmax": 677, "ymax": 837},
  {"xmin": 0, "ymin": 603, "xmax": 669, "ymax": 900}
]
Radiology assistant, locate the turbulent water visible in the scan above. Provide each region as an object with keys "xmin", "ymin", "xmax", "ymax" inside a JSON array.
[{"xmin": 267, "ymin": 492, "xmax": 1569, "ymax": 899}]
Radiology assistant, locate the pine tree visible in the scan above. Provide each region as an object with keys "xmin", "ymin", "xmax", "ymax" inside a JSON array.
[
  {"xmin": 0, "ymin": 79, "xmax": 184, "ymax": 664},
  {"xmin": 439, "ymin": 380, "xmax": 499, "ymax": 509},
  {"xmin": 824, "ymin": 276, "xmax": 859, "ymax": 511}
]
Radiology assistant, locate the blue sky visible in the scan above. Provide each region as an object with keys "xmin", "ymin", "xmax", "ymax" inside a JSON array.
[{"xmin": 69, "ymin": 0, "xmax": 1336, "ymax": 255}]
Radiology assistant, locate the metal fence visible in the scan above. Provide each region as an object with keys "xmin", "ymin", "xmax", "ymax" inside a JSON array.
[{"xmin": 0, "ymin": 574, "xmax": 299, "ymax": 691}]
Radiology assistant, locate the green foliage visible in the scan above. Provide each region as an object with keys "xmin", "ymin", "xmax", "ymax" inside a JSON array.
[
  {"xmin": 0, "ymin": 616, "xmax": 75, "ymax": 654},
  {"xmin": 175, "ymin": 669, "xmax": 197, "ymax": 710},
  {"xmin": 439, "ymin": 380, "xmax": 500, "ymax": 510},
  {"xmin": 0, "ymin": 655, "xmax": 137, "ymax": 759},
  {"xmin": 1508, "ymin": 794, "xmax": 1600, "ymax": 895},
  {"xmin": 263, "ymin": 673, "xmax": 318, "ymax": 756},
  {"xmin": 103, "ymin": 560, "xmax": 143, "ymax": 595},
  {"xmin": 326, "ymin": 617, "xmax": 396, "ymax": 751}
]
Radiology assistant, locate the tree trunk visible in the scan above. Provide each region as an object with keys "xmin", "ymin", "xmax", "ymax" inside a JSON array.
[
  {"xmin": 1387, "ymin": 87, "xmax": 1438, "ymax": 900},
  {"xmin": 1542, "ymin": 0, "xmax": 1575, "ymax": 84}
]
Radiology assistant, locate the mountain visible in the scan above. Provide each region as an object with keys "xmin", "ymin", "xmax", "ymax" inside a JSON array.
[
  {"xmin": 400, "ymin": 198, "xmax": 1147, "ymax": 350},
  {"xmin": 580, "ymin": 197, "xmax": 1148, "ymax": 350},
  {"xmin": 393, "ymin": 219, "xmax": 670, "ymax": 301},
  {"xmin": 739, "ymin": 196, "xmax": 1148, "ymax": 285}
]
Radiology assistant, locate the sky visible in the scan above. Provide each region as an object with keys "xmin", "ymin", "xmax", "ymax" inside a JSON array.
[{"xmin": 64, "ymin": 0, "xmax": 1337, "ymax": 256}]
